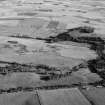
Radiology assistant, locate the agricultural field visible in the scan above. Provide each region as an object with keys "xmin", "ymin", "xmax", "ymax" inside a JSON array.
[
  {"xmin": 0, "ymin": 91, "xmax": 39, "ymax": 105},
  {"xmin": 38, "ymin": 88, "xmax": 91, "ymax": 105},
  {"xmin": 81, "ymin": 87, "xmax": 105, "ymax": 105},
  {"xmin": 0, "ymin": 0, "xmax": 105, "ymax": 105}
]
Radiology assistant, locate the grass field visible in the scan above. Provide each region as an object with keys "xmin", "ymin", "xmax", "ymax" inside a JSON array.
[
  {"xmin": 38, "ymin": 88, "xmax": 91, "ymax": 105},
  {"xmin": 0, "ymin": 91, "xmax": 39, "ymax": 105},
  {"xmin": 0, "ymin": 72, "xmax": 42, "ymax": 89},
  {"xmin": 81, "ymin": 87, "xmax": 105, "ymax": 105}
]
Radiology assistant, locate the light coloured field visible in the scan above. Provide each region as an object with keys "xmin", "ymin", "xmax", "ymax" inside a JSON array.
[
  {"xmin": 0, "ymin": 36, "xmax": 97, "ymax": 63},
  {"xmin": 0, "ymin": 72, "xmax": 42, "ymax": 89},
  {"xmin": 53, "ymin": 43, "xmax": 97, "ymax": 60},
  {"xmin": 72, "ymin": 69, "xmax": 102, "ymax": 83},
  {"xmin": 0, "ymin": 36, "xmax": 93, "ymax": 68},
  {"xmin": 0, "ymin": 17, "xmax": 66, "ymax": 39},
  {"xmin": 38, "ymin": 88, "xmax": 91, "ymax": 105},
  {"xmin": 0, "ymin": 91, "xmax": 39, "ymax": 105}
]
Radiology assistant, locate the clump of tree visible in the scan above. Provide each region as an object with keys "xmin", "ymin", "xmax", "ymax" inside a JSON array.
[
  {"xmin": 35, "ymin": 64, "xmax": 57, "ymax": 71},
  {"xmin": 89, "ymin": 80, "xmax": 105, "ymax": 87},
  {"xmin": 77, "ymin": 26, "xmax": 94, "ymax": 33},
  {"xmin": 40, "ymin": 26, "xmax": 103, "ymax": 44},
  {"xmin": 68, "ymin": 26, "xmax": 94, "ymax": 33}
]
